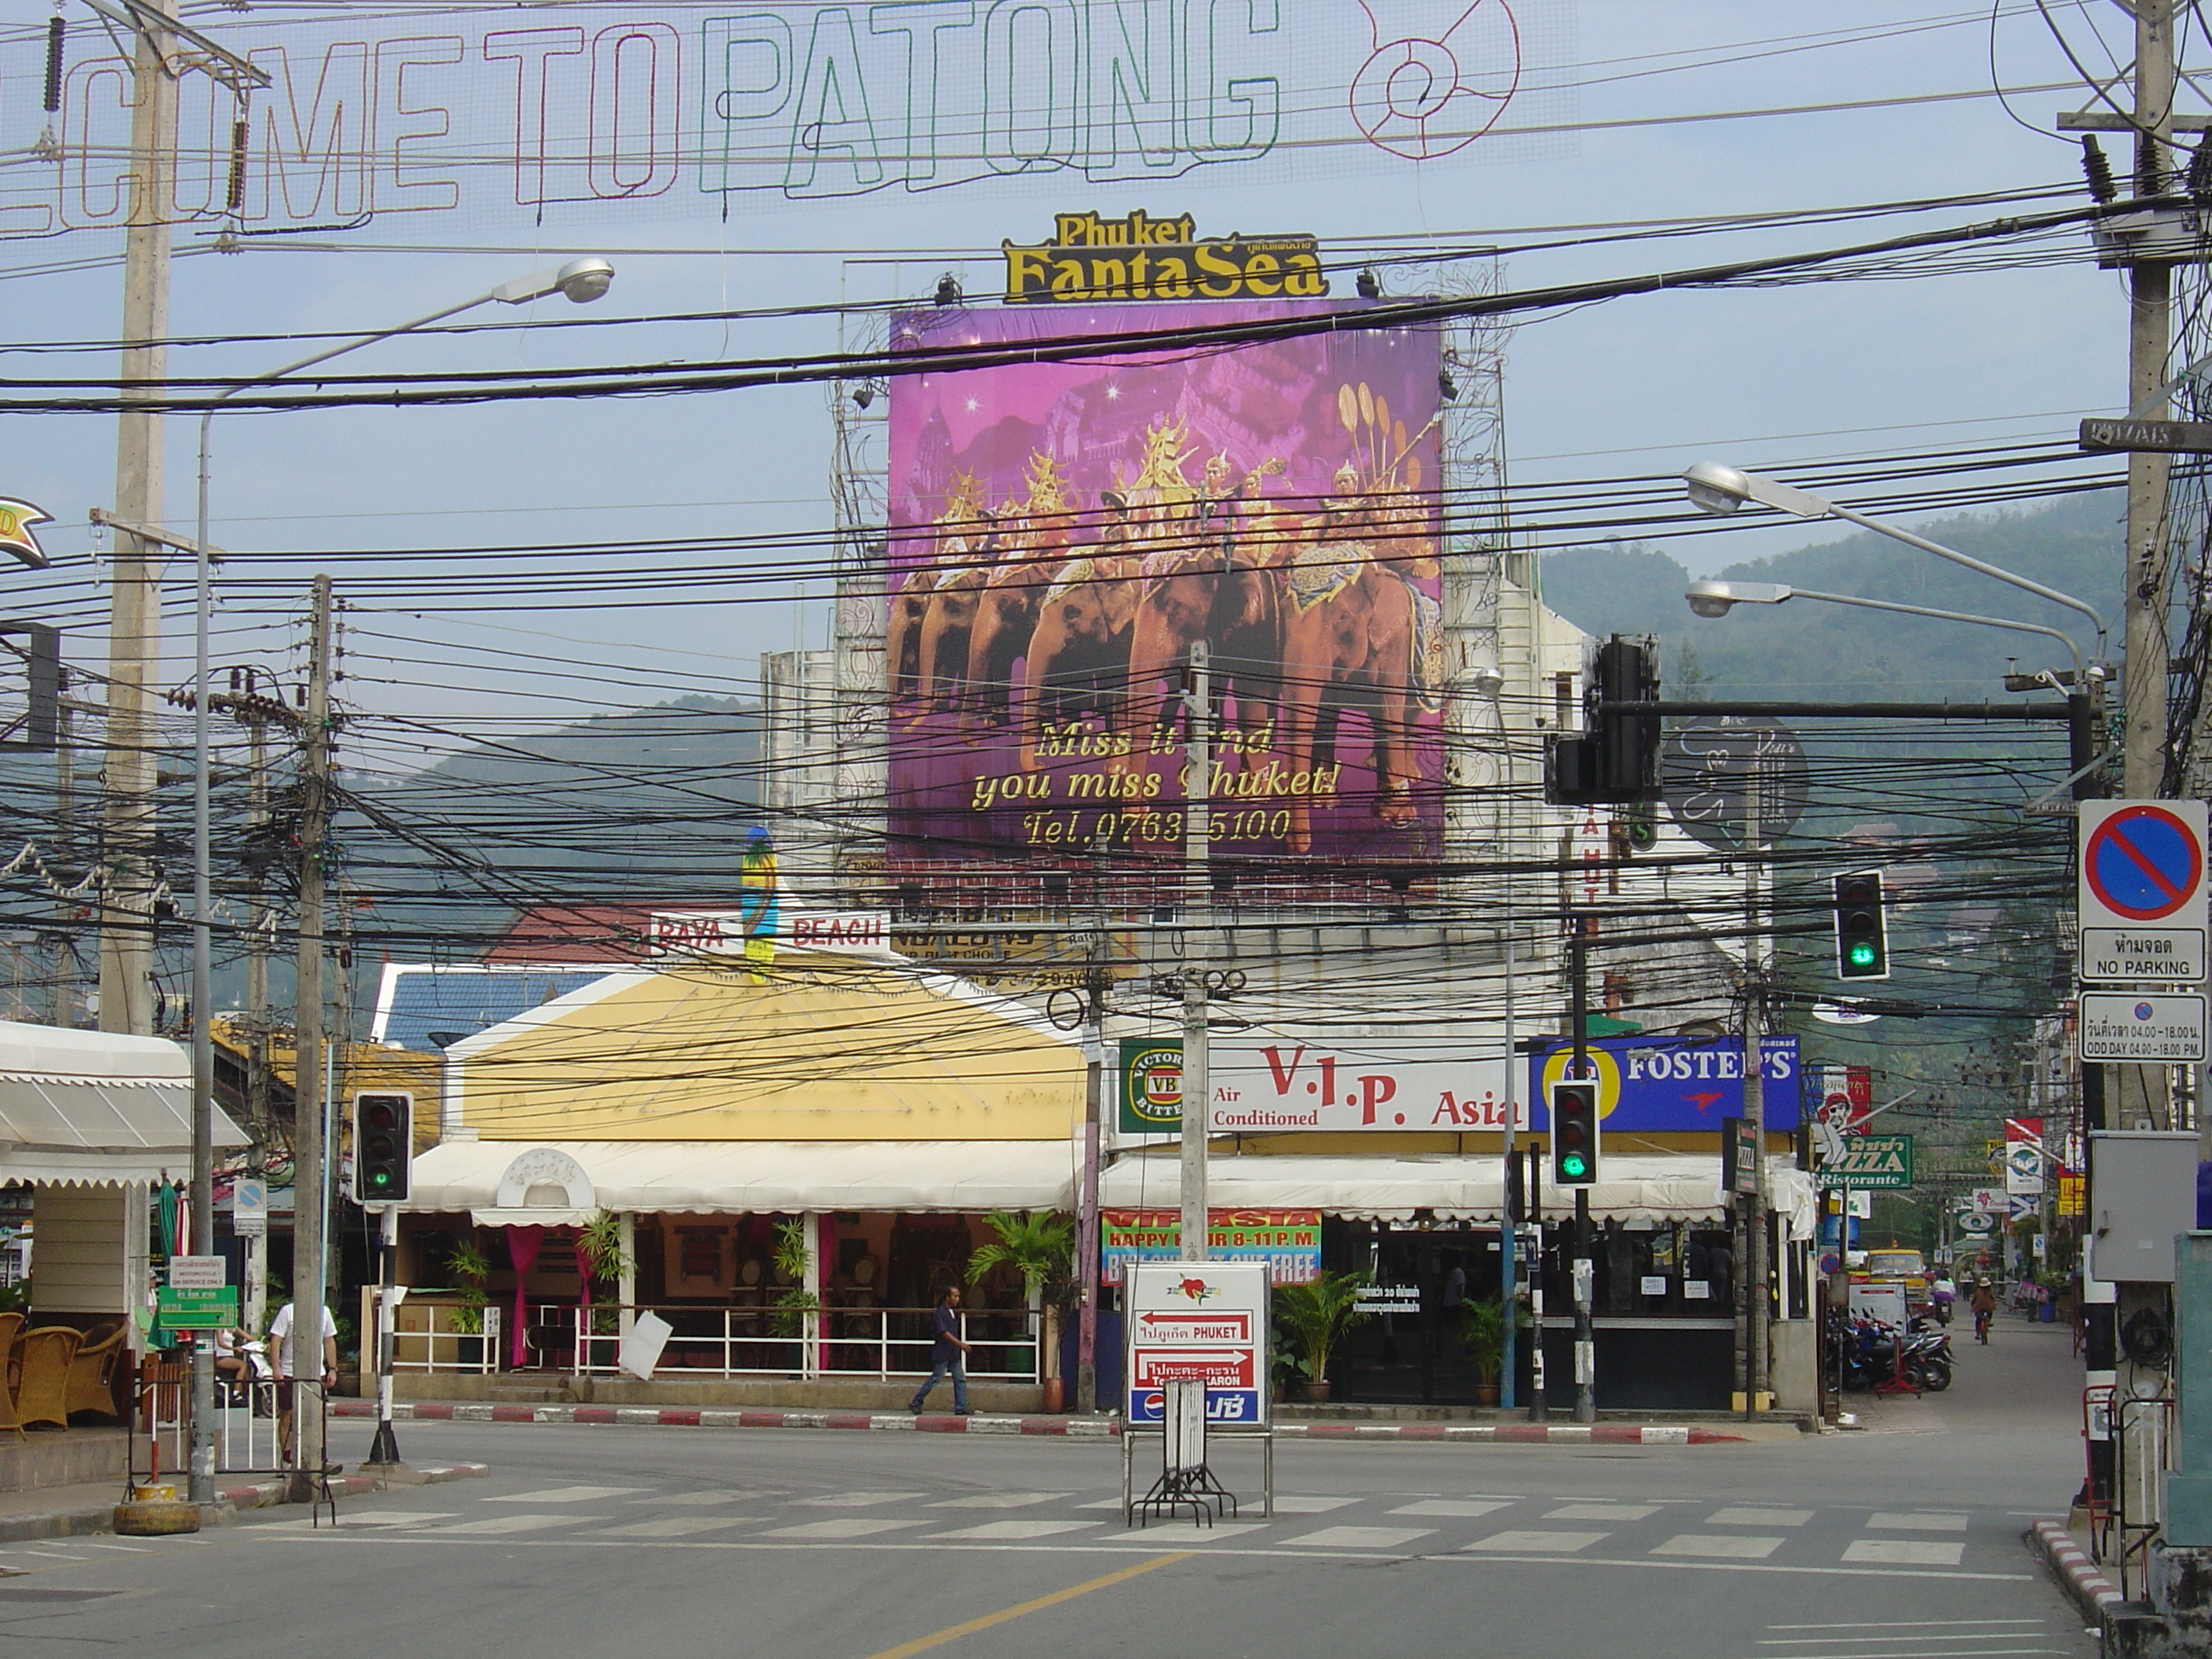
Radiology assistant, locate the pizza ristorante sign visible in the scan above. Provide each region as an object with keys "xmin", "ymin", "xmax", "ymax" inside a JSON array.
[{"xmin": 1004, "ymin": 210, "xmax": 1328, "ymax": 304}]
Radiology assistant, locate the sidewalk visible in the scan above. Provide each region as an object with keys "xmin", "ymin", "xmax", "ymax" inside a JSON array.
[
  {"xmin": 0, "ymin": 1460, "xmax": 487, "ymax": 1549},
  {"xmin": 329, "ymin": 1398, "xmax": 1769, "ymax": 1444}
]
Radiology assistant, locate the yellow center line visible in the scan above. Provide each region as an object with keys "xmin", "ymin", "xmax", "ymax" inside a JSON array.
[{"xmin": 858, "ymin": 1550, "xmax": 1193, "ymax": 1659}]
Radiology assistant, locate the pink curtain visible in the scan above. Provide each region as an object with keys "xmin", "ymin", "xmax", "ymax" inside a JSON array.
[{"xmin": 505, "ymin": 1225, "xmax": 543, "ymax": 1370}]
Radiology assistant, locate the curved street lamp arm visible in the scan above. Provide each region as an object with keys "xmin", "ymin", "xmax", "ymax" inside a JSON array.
[
  {"xmin": 1816, "ymin": 502, "xmax": 2110, "ymax": 662},
  {"xmin": 1790, "ymin": 587, "xmax": 2085, "ymax": 682}
]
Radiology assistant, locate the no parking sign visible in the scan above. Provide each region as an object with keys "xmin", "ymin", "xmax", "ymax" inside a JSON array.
[{"xmin": 2079, "ymin": 800, "xmax": 2208, "ymax": 983}]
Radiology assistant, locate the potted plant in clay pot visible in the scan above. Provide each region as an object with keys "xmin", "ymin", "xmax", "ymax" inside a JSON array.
[
  {"xmin": 1461, "ymin": 1296, "xmax": 1508, "ymax": 1406},
  {"xmin": 1272, "ymin": 1271, "xmax": 1372, "ymax": 1405},
  {"xmin": 967, "ymin": 1209, "xmax": 1074, "ymax": 1411},
  {"xmin": 445, "ymin": 1240, "xmax": 492, "ymax": 1367}
]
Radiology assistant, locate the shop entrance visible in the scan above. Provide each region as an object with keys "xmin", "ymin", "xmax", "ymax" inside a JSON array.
[{"xmin": 1329, "ymin": 1221, "xmax": 1505, "ymax": 1406}]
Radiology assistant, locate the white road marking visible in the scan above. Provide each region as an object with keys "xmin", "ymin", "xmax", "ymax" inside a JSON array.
[
  {"xmin": 1652, "ymin": 1534, "xmax": 1784, "ymax": 1560},
  {"xmin": 643, "ymin": 1490, "xmax": 782, "ymax": 1506},
  {"xmin": 1389, "ymin": 1500, "xmax": 1511, "ymax": 1518},
  {"xmin": 1708, "ymin": 1508, "xmax": 1813, "ymax": 1528},
  {"xmin": 317, "ymin": 1511, "xmax": 457, "ymax": 1528},
  {"xmin": 1763, "ymin": 1621, "xmax": 2052, "ymax": 1631},
  {"xmin": 794, "ymin": 1492, "xmax": 927, "ymax": 1509},
  {"xmin": 1282, "ymin": 1526, "xmax": 1435, "ymax": 1550},
  {"xmin": 1267, "ymin": 1495, "xmax": 1362, "ymax": 1513},
  {"xmin": 595, "ymin": 1516, "xmax": 760, "ymax": 1538},
  {"xmin": 928, "ymin": 1521, "xmax": 1097, "ymax": 1541},
  {"xmin": 1464, "ymin": 1529, "xmax": 1610, "ymax": 1553},
  {"xmin": 439, "ymin": 1513, "xmax": 607, "ymax": 1535},
  {"xmin": 757, "ymin": 1519, "xmax": 928, "ymax": 1540},
  {"xmin": 1864, "ymin": 1511, "xmax": 1970, "ymax": 1532},
  {"xmin": 929, "ymin": 1492, "xmax": 1073, "ymax": 1510},
  {"xmin": 1841, "ymin": 1539, "xmax": 1967, "ymax": 1566},
  {"xmin": 480, "ymin": 1486, "xmax": 643, "ymax": 1505},
  {"xmin": 1546, "ymin": 1503, "xmax": 1660, "ymax": 1522}
]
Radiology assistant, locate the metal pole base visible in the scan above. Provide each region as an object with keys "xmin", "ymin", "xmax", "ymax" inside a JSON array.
[{"xmin": 365, "ymin": 1420, "xmax": 402, "ymax": 1467}]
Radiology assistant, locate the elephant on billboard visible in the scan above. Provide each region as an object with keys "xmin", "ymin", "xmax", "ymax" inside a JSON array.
[{"xmin": 1016, "ymin": 551, "xmax": 1142, "ymax": 771}]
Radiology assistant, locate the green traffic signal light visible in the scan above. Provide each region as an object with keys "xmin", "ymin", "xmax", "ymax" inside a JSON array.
[
  {"xmin": 1559, "ymin": 1152, "xmax": 1589, "ymax": 1180},
  {"xmin": 1848, "ymin": 942, "xmax": 1877, "ymax": 967}
]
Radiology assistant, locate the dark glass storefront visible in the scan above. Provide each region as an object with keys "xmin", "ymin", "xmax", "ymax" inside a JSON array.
[{"xmin": 1323, "ymin": 1214, "xmax": 1753, "ymax": 1410}]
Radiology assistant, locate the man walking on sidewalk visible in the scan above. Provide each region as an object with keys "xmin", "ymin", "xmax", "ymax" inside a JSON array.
[{"xmin": 908, "ymin": 1285, "xmax": 973, "ymax": 1416}]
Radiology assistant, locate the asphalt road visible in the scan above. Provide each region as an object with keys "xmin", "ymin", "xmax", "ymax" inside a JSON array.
[{"xmin": 0, "ymin": 1318, "xmax": 2098, "ymax": 1659}]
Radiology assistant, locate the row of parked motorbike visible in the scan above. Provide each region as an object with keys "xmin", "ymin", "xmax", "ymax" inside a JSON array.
[{"xmin": 1825, "ymin": 1307, "xmax": 1954, "ymax": 1394}]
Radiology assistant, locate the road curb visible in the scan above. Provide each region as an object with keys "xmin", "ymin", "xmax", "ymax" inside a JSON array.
[
  {"xmin": 329, "ymin": 1401, "xmax": 1742, "ymax": 1446},
  {"xmin": 2028, "ymin": 1519, "xmax": 2124, "ymax": 1627},
  {"xmin": 0, "ymin": 1461, "xmax": 486, "ymax": 1552}
]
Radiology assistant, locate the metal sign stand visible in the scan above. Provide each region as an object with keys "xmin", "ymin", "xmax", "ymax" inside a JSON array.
[{"xmin": 1126, "ymin": 1379, "xmax": 1236, "ymax": 1528}]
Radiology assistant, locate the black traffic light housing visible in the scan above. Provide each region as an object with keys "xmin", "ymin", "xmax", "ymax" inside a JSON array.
[
  {"xmin": 352, "ymin": 1091, "xmax": 413, "ymax": 1203},
  {"xmin": 1545, "ymin": 636, "xmax": 1661, "ymax": 806},
  {"xmin": 1832, "ymin": 870, "xmax": 1889, "ymax": 981},
  {"xmin": 1550, "ymin": 1078, "xmax": 1601, "ymax": 1185}
]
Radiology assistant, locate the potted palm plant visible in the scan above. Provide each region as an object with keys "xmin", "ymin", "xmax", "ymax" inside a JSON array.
[
  {"xmin": 574, "ymin": 1210, "xmax": 632, "ymax": 1339},
  {"xmin": 769, "ymin": 1218, "xmax": 820, "ymax": 1372},
  {"xmin": 1272, "ymin": 1271, "xmax": 1373, "ymax": 1404},
  {"xmin": 967, "ymin": 1209, "xmax": 1074, "ymax": 1410},
  {"xmin": 445, "ymin": 1240, "xmax": 492, "ymax": 1366},
  {"xmin": 1461, "ymin": 1297, "xmax": 1507, "ymax": 1406}
]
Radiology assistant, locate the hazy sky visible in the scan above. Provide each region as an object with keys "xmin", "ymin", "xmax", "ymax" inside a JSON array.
[{"xmin": 0, "ymin": 0, "xmax": 2167, "ymax": 762}]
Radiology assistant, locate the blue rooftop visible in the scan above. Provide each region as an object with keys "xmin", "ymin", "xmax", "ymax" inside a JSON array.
[{"xmin": 374, "ymin": 965, "xmax": 617, "ymax": 1056}]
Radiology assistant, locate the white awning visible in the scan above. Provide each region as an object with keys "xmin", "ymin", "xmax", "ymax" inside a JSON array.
[
  {"xmin": 0, "ymin": 1021, "xmax": 246, "ymax": 1187},
  {"xmin": 404, "ymin": 1139, "xmax": 1077, "ymax": 1224},
  {"xmin": 1101, "ymin": 1151, "xmax": 1816, "ymax": 1238}
]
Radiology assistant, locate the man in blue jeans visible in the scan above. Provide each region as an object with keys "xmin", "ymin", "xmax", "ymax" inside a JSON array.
[{"xmin": 909, "ymin": 1284, "xmax": 973, "ymax": 1415}]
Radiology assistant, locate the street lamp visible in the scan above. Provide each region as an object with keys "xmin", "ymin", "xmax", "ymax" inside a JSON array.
[
  {"xmin": 184, "ymin": 257, "xmax": 614, "ymax": 1502},
  {"xmin": 1682, "ymin": 577, "xmax": 2102, "ymax": 794},
  {"xmin": 1681, "ymin": 461, "xmax": 2110, "ymax": 666},
  {"xmin": 1682, "ymin": 578, "xmax": 2087, "ymax": 682}
]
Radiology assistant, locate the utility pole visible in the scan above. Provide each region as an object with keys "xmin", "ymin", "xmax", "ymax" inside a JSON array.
[
  {"xmin": 1567, "ymin": 911, "xmax": 1595, "ymax": 1424},
  {"xmin": 1179, "ymin": 641, "xmax": 1210, "ymax": 1263},
  {"xmin": 1743, "ymin": 797, "xmax": 1769, "ymax": 1419},
  {"xmin": 98, "ymin": 14, "xmax": 178, "ymax": 1039},
  {"xmin": 289, "ymin": 575, "xmax": 335, "ymax": 1494},
  {"xmin": 1076, "ymin": 853, "xmax": 1108, "ymax": 1413}
]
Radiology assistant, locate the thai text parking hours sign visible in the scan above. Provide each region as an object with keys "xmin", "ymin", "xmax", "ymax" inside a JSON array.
[{"xmin": 2078, "ymin": 800, "xmax": 2208, "ymax": 983}]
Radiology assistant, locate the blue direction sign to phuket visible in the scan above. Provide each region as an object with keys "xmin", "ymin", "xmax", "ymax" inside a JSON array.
[{"xmin": 2079, "ymin": 800, "xmax": 2209, "ymax": 985}]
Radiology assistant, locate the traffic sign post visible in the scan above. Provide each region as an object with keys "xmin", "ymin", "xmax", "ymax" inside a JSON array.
[{"xmin": 2077, "ymin": 800, "xmax": 2209, "ymax": 983}]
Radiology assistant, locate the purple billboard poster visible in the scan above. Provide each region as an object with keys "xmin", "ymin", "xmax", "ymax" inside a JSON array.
[{"xmin": 885, "ymin": 301, "xmax": 1445, "ymax": 865}]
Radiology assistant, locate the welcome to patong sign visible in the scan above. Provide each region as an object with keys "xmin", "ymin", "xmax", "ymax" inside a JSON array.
[{"xmin": 0, "ymin": 1, "xmax": 1571, "ymax": 238}]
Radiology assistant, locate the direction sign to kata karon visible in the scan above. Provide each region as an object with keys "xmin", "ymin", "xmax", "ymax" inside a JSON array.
[{"xmin": 2078, "ymin": 800, "xmax": 2209, "ymax": 984}]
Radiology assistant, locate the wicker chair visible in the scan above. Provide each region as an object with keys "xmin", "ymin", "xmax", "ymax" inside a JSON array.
[
  {"xmin": 14, "ymin": 1327, "xmax": 82, "ymax": 1429},
  {"xmin": 63, "ymin": 1323, "xmax": 125, "ymax": 1420},
  {"xmin": 0, "ymin": 1311, "xmax": 23, "ymax": 1439}
]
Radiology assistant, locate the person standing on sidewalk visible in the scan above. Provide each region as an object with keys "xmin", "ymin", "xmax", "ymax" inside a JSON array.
[
  {"xmin": 269, "ymin": 1298, "xmax": 338, "ymax": 1464},
  {"xmin": 908, "ymin": 1285, "xmax": 973, "ymax": 1416}
]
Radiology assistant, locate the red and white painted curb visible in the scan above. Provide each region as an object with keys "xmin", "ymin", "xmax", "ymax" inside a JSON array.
[
  {"xmin": 216, "ymin": 1460, "xmax": 488, "ymax": 1511},
  {"xmin": 2029, "ymin": 1520, "xmax": 2124, "ymax": 1624},
  {"xmin": 329, "ymin": 1400, "xmax": 1742, "ymax": 1446}
]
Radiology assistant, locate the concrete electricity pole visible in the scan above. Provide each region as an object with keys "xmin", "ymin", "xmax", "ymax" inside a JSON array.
[
  {"xmin": 289, "ymin": 575, "xmax": 336, "ymax": 1493},
  {"xmin": 98, "ymin": 15, "xmax": 177, "ymax": 1039},
  {"xmin": 95, "ymin": 3, "xmax": 266, "ymax": 1039},
  {"xmin": 1179, "ymin": 642, "xmax": 1211, "ymax": 1264}
]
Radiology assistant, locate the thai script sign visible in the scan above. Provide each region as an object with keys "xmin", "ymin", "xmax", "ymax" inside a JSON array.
[
  {"xmin": 886, "ymin": 300, "xmax": 1446, "ymax": 866},
  {"xmin": 1528, "ymin": 1035, "xmax": 1802, "ymax": 1131},
  {"xmin": 3, "ymin": 4, "xmax": 1572, "ymax": 238},
  {"xmin": 1003, "ymin": 210, "xmax": 1326, "ymax": 303},
  {"xmin": 1100, "ymin": 1208, "xmax": 1320, "ymax": 1284}
]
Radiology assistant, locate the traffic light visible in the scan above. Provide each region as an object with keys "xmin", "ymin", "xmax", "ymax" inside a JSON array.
[
  {"xmin": 352, "ymin": 1091, "xmax": 412, "ymax": 1202},
  {"xmin": 1544, "ymin": 636, "xmax": 1661, "ymax": 806},
  {"xmin": 1551, "ymin": 1079, "xmax": 1601, "ymax": 1185},
  {"xmin": 1832, "ymin": 870, "xmax": 1889, "ymax": 981}
]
